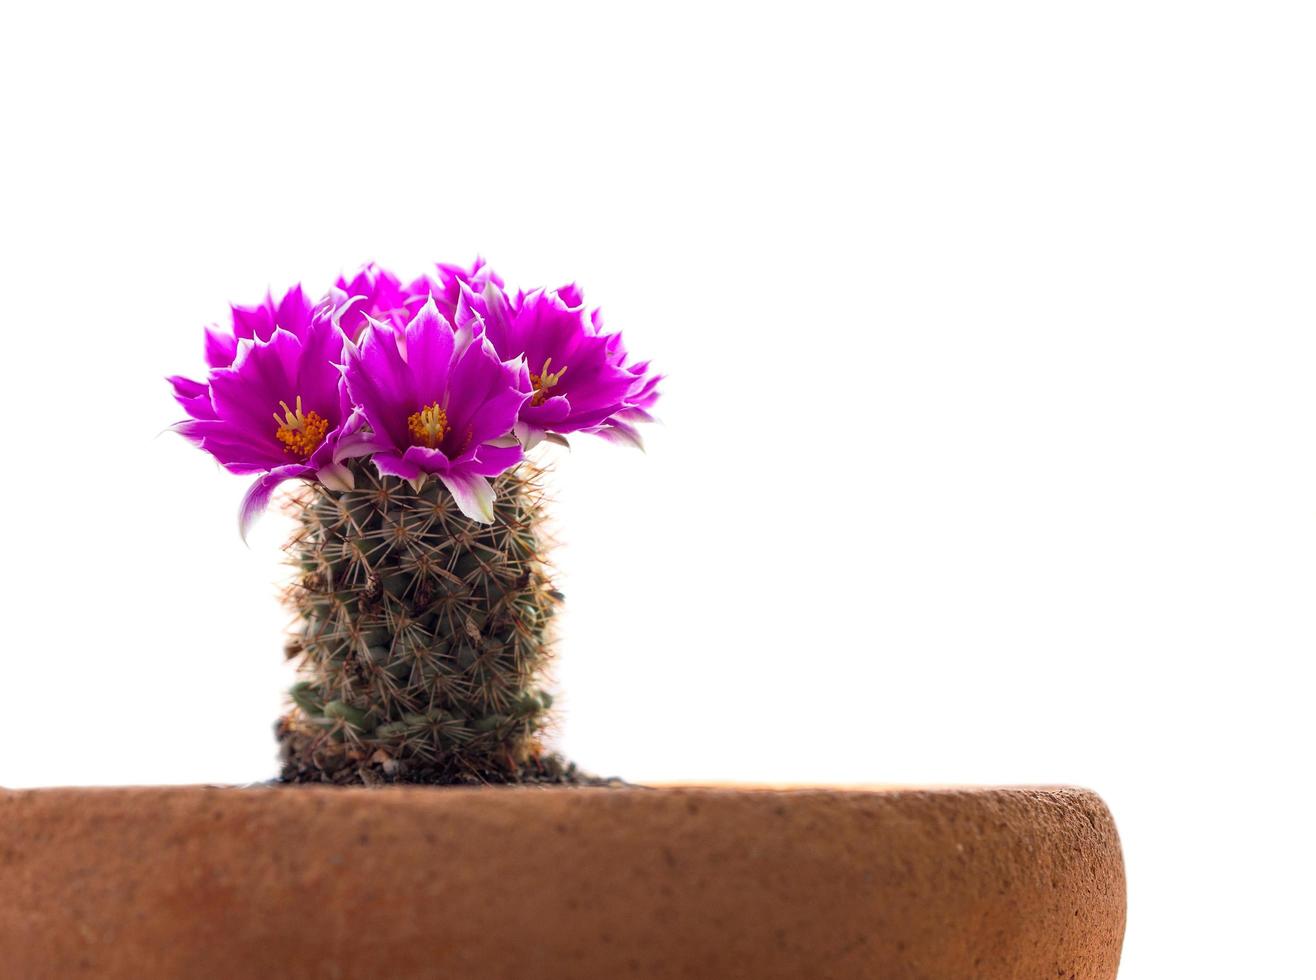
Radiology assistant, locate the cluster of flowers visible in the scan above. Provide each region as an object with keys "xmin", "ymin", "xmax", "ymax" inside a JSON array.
[{"xmin": 170, "ymin": 260, "xmax": 660, "ymax": 533}]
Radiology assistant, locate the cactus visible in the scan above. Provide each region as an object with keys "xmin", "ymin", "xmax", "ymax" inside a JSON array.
[
  {"xmin": 276, "ymin": 458, "xmax": 581, "ymax": 785},
  {"xmin": 169, "ymin": 262, "xmax": 660, "ymax": 783}
]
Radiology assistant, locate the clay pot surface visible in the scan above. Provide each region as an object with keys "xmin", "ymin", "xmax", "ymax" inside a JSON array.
[{"xmin": 0, "ymin": 784, "xmax": 1124, "ymax": 979}]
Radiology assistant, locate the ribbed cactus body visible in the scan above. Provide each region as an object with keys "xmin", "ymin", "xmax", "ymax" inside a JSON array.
[{"xmin": 277, "ymin": 460, "xmax": 579, "ymax": 784}]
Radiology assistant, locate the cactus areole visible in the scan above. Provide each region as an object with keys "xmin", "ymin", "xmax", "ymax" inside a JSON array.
[{"xmin": 169, "ymin": 261, "xmax": 660, "ymax": 784}]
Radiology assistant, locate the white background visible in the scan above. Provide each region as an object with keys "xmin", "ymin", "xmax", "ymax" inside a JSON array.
[{"xmin": 1, "ymin": 2, "xmax": 1311, "ymax": 976}]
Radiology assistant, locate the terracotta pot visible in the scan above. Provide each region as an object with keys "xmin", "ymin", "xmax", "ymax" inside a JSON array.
[{"xmin": 0, "ymin": 785, "xmax": 1124, "ymax": 979}]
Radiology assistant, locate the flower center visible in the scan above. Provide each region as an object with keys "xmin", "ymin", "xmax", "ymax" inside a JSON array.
[
  {"xmin": 530, "ymin": 357, "xmax": 568, "ymax": 407},
  {"xmin": 408, "ymin": 402, "xmax": 449, "ymax": 448},
  {"xmin": 272, "ymin": 396, "xmax": 328, "ymax": 459}
]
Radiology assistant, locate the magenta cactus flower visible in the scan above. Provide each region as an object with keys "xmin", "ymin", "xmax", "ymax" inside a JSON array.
[
  {"xmin": 343, "ymin": 299, "xmax": 528, "ymax": 522},
  {"xmin": 479, "ymin": 283, "xmax": 661, "ymax": 448},
  {"xmin": 173, "ymin": 316, "xmax": 368, "ymax": 536}
]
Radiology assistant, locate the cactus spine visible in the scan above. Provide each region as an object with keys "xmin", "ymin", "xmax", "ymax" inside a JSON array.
[{"xmin": 277, "ymin": 459, "xmax": 579, "ymax": 784}]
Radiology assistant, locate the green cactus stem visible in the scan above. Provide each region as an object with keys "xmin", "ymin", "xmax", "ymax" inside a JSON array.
[{"xmin": 276, "ymin": 459, "xmax": 587, "ymax": 785}]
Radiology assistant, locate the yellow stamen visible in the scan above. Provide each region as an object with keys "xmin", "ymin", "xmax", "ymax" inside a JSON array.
[
  {"xmin": 408, "ymin": 402, "xmax": 449, "ymax": 448},
  {"xmin": 272, "ymin": 396, "xmax": 329, "ymax": 459},
  {"xmin": 530, "ymin": 357, "xmax": 568, "ymax": 407}
]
